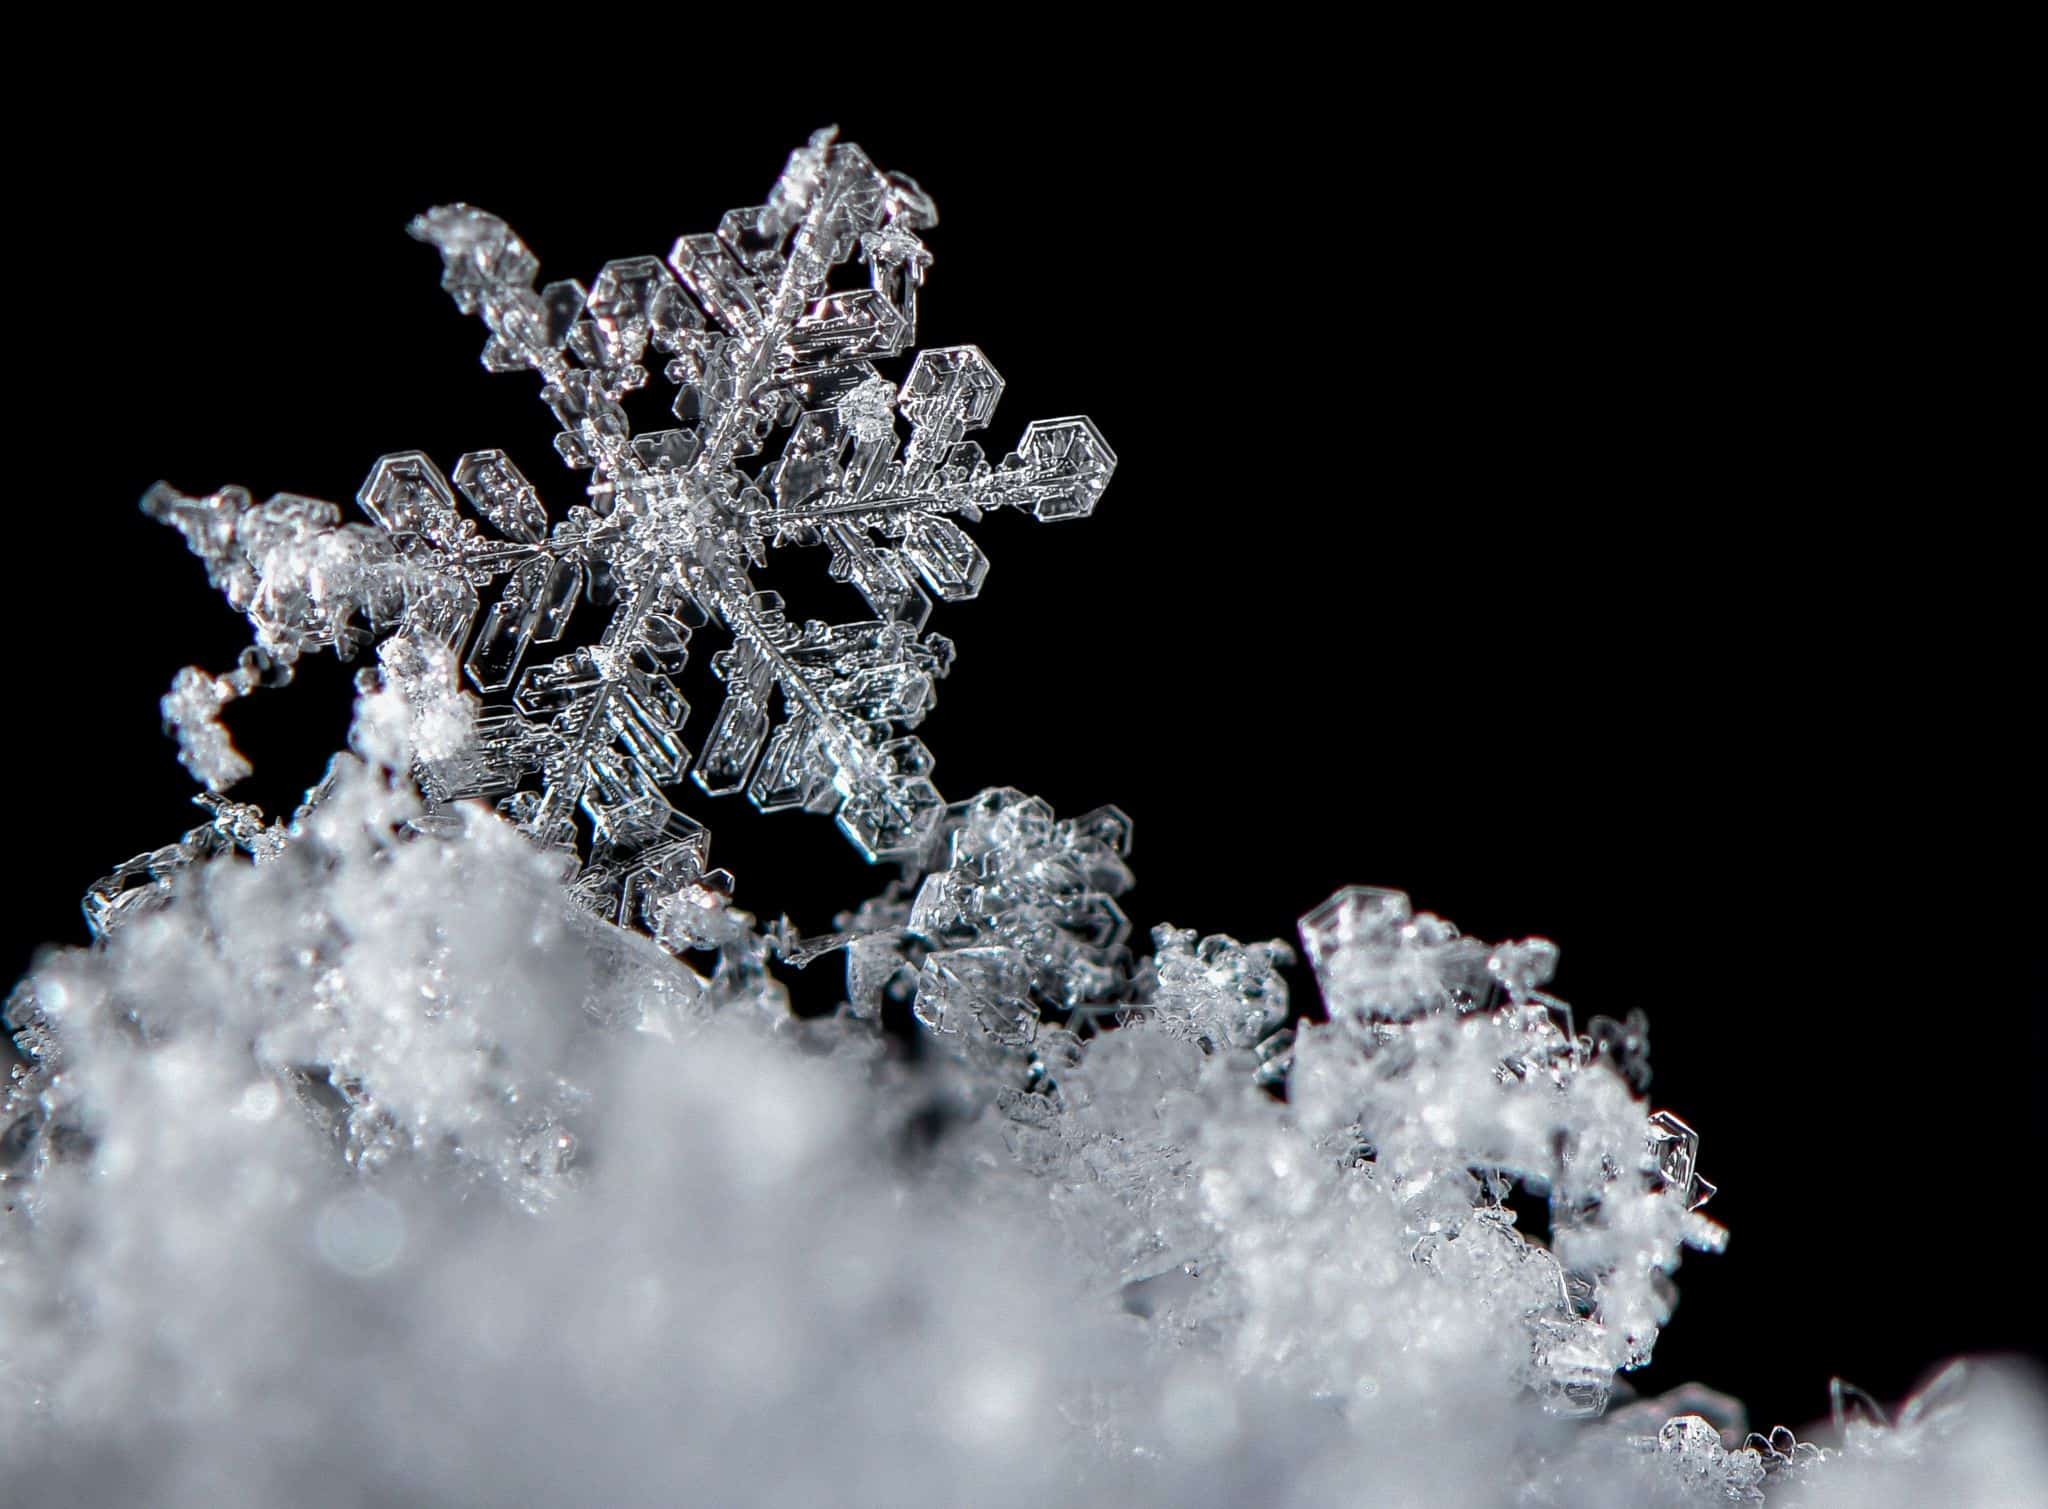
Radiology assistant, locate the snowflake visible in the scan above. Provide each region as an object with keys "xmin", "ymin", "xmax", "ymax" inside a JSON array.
[{"xmin": 137, "ymin": 125, "xmax": 1115, "ymax": 941}]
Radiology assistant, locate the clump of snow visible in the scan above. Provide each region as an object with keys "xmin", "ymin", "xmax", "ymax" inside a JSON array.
[{"xmin": 5, "ymin": 740, "xmax": 2041, "ymax": 1506}]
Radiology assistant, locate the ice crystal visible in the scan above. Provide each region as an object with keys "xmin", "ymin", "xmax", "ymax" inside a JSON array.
[
  {"xmin": 141, "ymin": 124, "xmax": 1115, "ymax": 928},
  {"xmin": 4, "ymin": 131, "xmax": 2042, "ymax": 1507}
]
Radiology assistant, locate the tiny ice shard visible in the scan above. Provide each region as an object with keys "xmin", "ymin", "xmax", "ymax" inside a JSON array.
[{"xmin": 1299, "ymin": 884, "xmax": 1489, "ymax": 1024}]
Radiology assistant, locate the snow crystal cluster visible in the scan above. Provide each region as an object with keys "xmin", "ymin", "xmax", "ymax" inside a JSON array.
[{"xmin": 4, "ymin": 130, "xmax": 2041, "ymax": 1506}]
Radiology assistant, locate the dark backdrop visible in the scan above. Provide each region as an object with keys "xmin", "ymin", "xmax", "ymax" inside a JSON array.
[{"xmin": 8, "ymin": 65, "xmax": 2037, "ymax": 1434}]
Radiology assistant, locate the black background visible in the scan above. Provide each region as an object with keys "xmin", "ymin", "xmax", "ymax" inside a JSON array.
[{"xmin": 8, "ymin": 49, "xmax": 2038, "ymax": 1435}]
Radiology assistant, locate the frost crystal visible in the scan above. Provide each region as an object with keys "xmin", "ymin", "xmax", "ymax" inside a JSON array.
[
  {"xmin": 143, "ymin": 124, "xmax": 1114, "ymax": 923},
  {"xmin": 4, "ymin": 131, "xmax": 2042, "ymax": 1507}
]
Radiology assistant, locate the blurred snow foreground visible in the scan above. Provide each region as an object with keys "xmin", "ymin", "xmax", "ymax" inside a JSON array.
[{"xmin": 4, "ymin": 133, "xmax": 2041, "ymax": 1507}]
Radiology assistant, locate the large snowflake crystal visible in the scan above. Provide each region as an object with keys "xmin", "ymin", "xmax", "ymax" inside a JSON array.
[{"xmin": 139, "ymin": 125, "xmax": 1113, "ymax": 932}]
